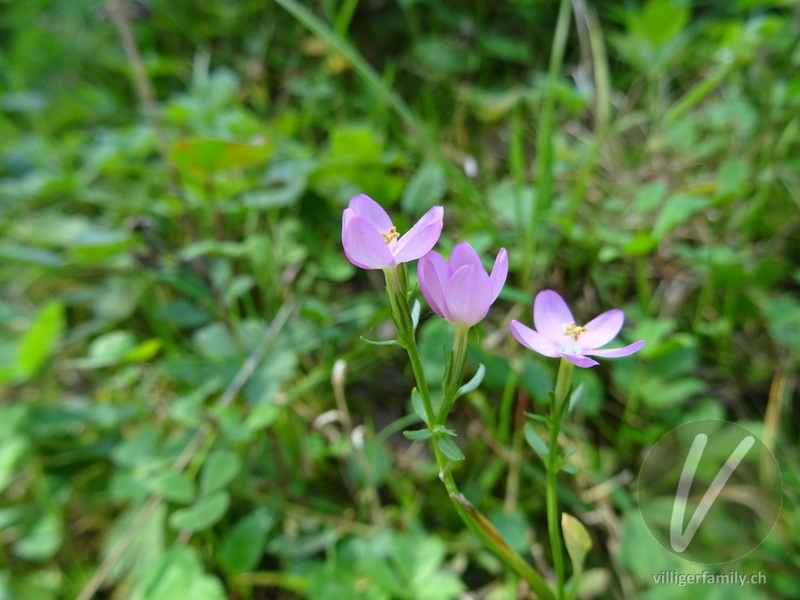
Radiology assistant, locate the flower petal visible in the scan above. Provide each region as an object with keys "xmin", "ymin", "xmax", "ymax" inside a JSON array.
[
  {"xmin": 510, "ymin": 320, "xmax": 559, "ymax": 357},
  {"xmin": 444, "ymin": 264, "xmax": 491, "ymax": 326},
  {"xmin": 579, "ymin": 309, "xmax": 624, "ymax": 350},
  {"xmin": 560, "ymin": 353, "xmax": 599, "ymax": 368},
  {"xmin": 533, "ymin": 290, "xmax": 575, "ymax": 343},
  {"xmin": 418, "ymin": 251, "xmax": 451, "ymax": 321},
  {"xmin": 448, "ymin": 242, "xmax": 482, "ymax": 274},
  {"xmin": 584, "ymin": 340, "xmax": 646, "ymax": 358},
  {"xmin": 348, "ymin": 194, "xmax": 393, "ymax": 233},
  {"xmin": 392, "ymin": 205, "xmax": 444, "ymax": 263},
  {"xmin": 342, "ymin": 214, "xmax": 396, "ymax": 269},
  {"xmin": 488, "ymin": 248, "xmax": 508, "ymax": 302}
]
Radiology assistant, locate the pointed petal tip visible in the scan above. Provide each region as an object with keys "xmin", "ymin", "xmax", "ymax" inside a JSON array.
[{"xmin": 585, "ymin": 339, "xmax": 646, "ymax": 358}]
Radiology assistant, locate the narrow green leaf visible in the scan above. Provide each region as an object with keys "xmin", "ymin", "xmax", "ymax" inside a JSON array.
[
  {"xmin": 567, "ymin": 382, "xmax": 585, "ymax": 413},
  {"xmin": 410, "ymin": 388, "xmax": 429, "ymax": 426},
  {"xmin": 0, "ymin": 436, "xmax": 29, "ymax": 494},
  {"xmin": 403, "ymin": 429, "xmax": 432, "ymax": 441},
  {"xmin": 359, "ymin": 336, "xmax": 398, "ymax": 346},
  {"xmin": 410, "ymin": 299, "xmax": 421, "ymax": 331},
  {"xmin": 524, "ymin": 412, "xmax": 550, "ymax": 426},
  {"xmin": 560, "ymin": 464, "xmax": 580, "ymax": 475},
  {"xmin": 432, "ymin": 424, "xmax": 457, "ymax": 437},
  {"xmin": 524, "ymin": 423, "xmax": 549, "ymax": 460},
  {"xmin": 15, "ymin": 302, "xmax": 65, "ymax": 380},
  {"xmin": 436, "ymin": 436, "xmax": 465, "ymax": 461},
  {"xmin": 456, "ymin": 363, "xmax": 485, "ymax": 397}
]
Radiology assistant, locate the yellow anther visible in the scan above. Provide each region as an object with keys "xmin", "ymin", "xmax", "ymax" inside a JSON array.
[
  {"xmin": 563, "ymin": 321, "xmax": 588, "ymax": 342},
  {"xmin": 380, "ymin": 226, "xmax": 399, "ymax": 244}
]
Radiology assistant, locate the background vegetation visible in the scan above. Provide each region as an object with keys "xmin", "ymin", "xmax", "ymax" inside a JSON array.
[{"xmin": 1, "ymin": 0, "xmax": 798, "ymax": 598}]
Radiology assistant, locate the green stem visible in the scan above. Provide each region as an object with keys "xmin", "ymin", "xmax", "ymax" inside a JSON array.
[
  {"xmin": 547, "ymin": 357, "xmax": 574, "ymax": 600},
  {"xmin": 381, "ymin": 269, "xmax": 555, "ymax": 600},
  {"xmin": 438, "ymin": 324, "xmax": 470, "ymax": 424}
]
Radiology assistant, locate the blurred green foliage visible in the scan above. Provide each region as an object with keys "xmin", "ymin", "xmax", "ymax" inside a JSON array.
[{"xmin": 1, "ymin": 0, "xmax": 799, "ymax": 598}]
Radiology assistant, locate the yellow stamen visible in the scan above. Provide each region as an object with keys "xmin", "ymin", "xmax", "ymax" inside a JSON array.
[
  {"xmin": 563, "ymin": 321, "xmax": 588, "ymax": 342},
  {"xmin": 380, "ymin": 226, "xmax": 399, "ymax": 244}
]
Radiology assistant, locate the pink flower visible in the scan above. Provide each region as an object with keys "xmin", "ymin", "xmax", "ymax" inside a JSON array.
[
  {"xmin": 418, "ymin": 242, "xmax": 508, "ymax": 327},
  {"xmin": 510, "ymin": 290, "xmax": 645, "ymax": 368},
  {"xmin": 342, "ymin": 194, "xmax": 444, "ymax": 270}
]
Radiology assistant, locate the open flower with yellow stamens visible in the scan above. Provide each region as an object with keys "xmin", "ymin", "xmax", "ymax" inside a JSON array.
[
  {"xmin": 342, "ymin": 194, "xmax": 443, "ymax": 270},
  {"xmin": 510, "ymin": 290, "xmax": 645, "ymax": 368}
]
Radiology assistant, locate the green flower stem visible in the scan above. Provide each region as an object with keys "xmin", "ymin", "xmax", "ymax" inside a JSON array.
[
  {"xmin": 547, "ymin": 357, "xmax": 574, "ymax": 600},
  {"xmin": 383, "ymin": 266, "xmax": 414, "ymax": 341},
  {"xmin": 437, "ymin": 324, "xmax": 470, "ymax": 424},
  {"xmin": 382, "ymin": 268, "xmax": 555, "ymax": 600}
]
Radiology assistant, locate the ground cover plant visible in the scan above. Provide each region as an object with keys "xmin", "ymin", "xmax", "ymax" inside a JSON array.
[{"xmin": 1, "ymin": 0, "xmax": 799, "ymax": 598}]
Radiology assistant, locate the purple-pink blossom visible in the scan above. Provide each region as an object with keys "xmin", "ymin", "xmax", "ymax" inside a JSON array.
[
  {"xmin": 342, "ymin": 194, "xmax": 444, "ymax": 270},
  {"xmin": 510, "ymin": 290, "xmax": 645, "ymax": 368},
  {"xmin": 418, "ymin": 242, "xmax": 508, "ymax": 327}
]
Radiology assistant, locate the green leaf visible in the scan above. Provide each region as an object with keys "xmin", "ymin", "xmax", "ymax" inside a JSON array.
[
  {"xmin": 359, "ymin": 336, "xmax": 398, "ymax": 346},
  {"xmin": 411, "ymin": 299, "xmax": 421, "ymax": 331},
  {"xmin": 401, "ymin": 160, "xmax": 446, "ymax": 213},
  {"xmin": 15, "ymin": 302, "xmax": 65, "ymax": 380},
  {"xmin": 69, "ymin": 330, "xmax": 137, "ymax": 369},
  {"xmin": 524, "ymin": 423, "xmax": 549, "ymax": 460},
  {"xmin": 652, "ymin": 194, "xmax": 709, "ymax": 240},
  {"xmin": 134, "ymin": 547, "xmax": 226, "ymax": 600},
  {"xmin": 148, "ymin": 471, "xmax": 196, "ymax": 504},
  {"xmin": 12, "ymin": 512, "xmax": 62, "ymax": 562},
  {"xmin": 762, "ymin": 295, "xmax": 800, "ymax": 350},
  {"xmin": 216, "ymin": 510, "xmax": 273, "ymax": 576},
  {"xmin": 622, "ymin": 232, "xmax": 657, "ymax": 256},
  {"xmin": 0, "ymin": 436, "xmax": 29, "ymax": 494},
  {"xmin": 567, "ymin": 382, "xmax": 585, "ymax": 413},
  {"xmin": 628, "ymin": 0, "xmax": 689, "ymax": 50},
  {"xmin": 561, "ymin": 513, "xmax": 592, "ymax": 578},
  {"xmin": 122, "ymin": 339, "xmax": 162, "ymax": 363},
  {"xmin": 456, "ymin": 364, "xmax": 485, "ymax": 397},
  {"xmin": 410, "ymin": 388, "xmax": 429, "ymax": 426},
  {"xmin": 435, "ymin": 436, "xmax": 464, "ymax": 461},
  {"xmin": 200, "ymin": 449, "xmax": 242, "ymax": 496},
  {"xmin": 524, "ymin": 412, "xmax": 550, "ymax": 426},
  {"xmin": 716, "ymin": 158, "xmax": 749, "ymax": 197},
  {"xmin": 432, "ymin": 424, "xmax": 457, "ymax": 437},
  {"xmin": 560, "ymin": 464, "xmax": 580, "ymax": 475},
  {"xmin": 403, "ymin": 429, "xmax": 432, "ymax": 440},
  {"xmin": 168, "ymin": 491, "xmax": 230, "ymax": 532}
]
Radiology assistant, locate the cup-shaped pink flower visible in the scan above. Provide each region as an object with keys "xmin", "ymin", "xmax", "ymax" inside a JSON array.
[
  {"xmin": 342, "ymin": 194, "xmax": 444, "ymax": 270},
  {"xmin": 418, "ymin": 242, "xmax": 508, "ymax": 327},
  {"xmin": 510, "ymin": 290, "xmax": 645, "ymax": 368}
]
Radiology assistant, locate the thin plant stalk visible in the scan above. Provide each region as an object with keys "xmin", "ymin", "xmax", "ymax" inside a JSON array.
[
  {"xmin": 382, "ymin": 266, "xmax": 555, "ymax": 600},
  {"xmin": 547, "ymin": 357, "xmax": 575, "ymax": 600}
]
